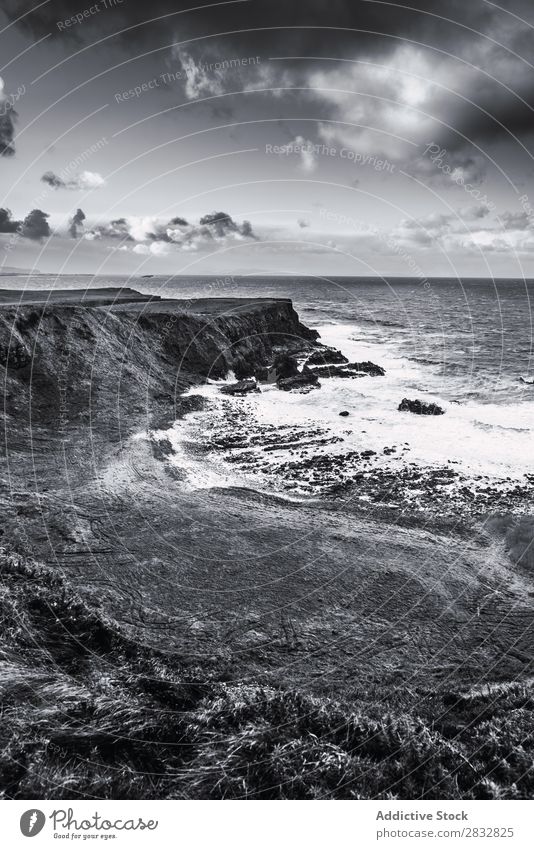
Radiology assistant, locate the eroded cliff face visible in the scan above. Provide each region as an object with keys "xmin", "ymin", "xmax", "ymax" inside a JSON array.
[{"xmin": 0, "ymin": 297, "xmax": 319, "ymax": 443}]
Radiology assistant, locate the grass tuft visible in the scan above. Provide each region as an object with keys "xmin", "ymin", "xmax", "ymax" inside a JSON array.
[{"xmin": 1, "ymin": 548, "xmax": 533, "ymax": 799}]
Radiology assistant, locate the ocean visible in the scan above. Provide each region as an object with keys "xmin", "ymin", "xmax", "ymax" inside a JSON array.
[{"xmin": 4, "ymin": 274, "xmax": 534, "ymax": 505}]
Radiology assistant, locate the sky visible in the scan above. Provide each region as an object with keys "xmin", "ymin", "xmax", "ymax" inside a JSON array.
[{"xmin": 1, "ymin": 0, "xmax": 534, "ymax": 277}]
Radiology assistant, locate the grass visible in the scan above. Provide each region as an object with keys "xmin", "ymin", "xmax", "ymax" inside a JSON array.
[{"xmin": 1, "ymin": 547, "xmax": 533, "ymax": 800}]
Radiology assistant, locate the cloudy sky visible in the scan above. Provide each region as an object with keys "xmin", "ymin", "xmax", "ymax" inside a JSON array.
[{"xmin": 1, "ymin": 0, "xmax": 534, "ymax": 276}]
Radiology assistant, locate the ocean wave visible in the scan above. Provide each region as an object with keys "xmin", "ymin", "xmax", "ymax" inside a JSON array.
[
  {"xmin": 473, "ymin": 420, "xmax": 530, "ymax": 434},
  {"xmin": 357, "ymin": 317, "xmax": 406, "ymax": 328}
]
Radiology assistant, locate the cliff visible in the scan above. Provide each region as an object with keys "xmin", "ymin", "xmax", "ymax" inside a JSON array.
[{"xmin": 0, "ymin": 291, "xmax": 318, "ymax": 444}]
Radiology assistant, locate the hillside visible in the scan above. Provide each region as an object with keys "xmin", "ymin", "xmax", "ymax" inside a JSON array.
[{"xmin": 2, "ymin": 548, "xmax": 533, "ymax": 800}]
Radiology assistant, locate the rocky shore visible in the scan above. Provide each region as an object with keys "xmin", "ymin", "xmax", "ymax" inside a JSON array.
[{"xmin": 1, "ymin": 287, "xmax": 533, "ymax": 761}]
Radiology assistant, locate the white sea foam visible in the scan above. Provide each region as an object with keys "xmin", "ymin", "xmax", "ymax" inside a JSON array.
[{"xmin": 156, "ymin": 322, "xmax": 534, "ymax": 492}]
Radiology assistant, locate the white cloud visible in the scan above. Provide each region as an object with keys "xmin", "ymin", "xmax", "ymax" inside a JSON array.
[
  {"xmin": 132, "ymin": 241, "xmax": 170, "ymax": 256},
  {"xmin": 174, "ymin": 49, "xmax": 224, "ymax": 100},
  {"xmin": 289, "ymin": 136, "xmax": 318, "ymax": 172},
  {"xmin": 41, "ymin": 170, "xmax": 106, "ymax": 190}
]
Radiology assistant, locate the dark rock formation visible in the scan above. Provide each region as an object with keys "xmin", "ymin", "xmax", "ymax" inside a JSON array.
[
  {"xmin": 277, "ymin": 368, "xmax": 320, "ymax": 392},
  {"xmin": 310, "ymin": 361, "xmax": 385, "ymax": 379},
  {"xmin": 255, "ymin": 353, "xmax": 301, "ymax": 383},
  {"xmin": 310, "ymin": 365, "xmax": 363, "ymax": 379},
  {"xmin": 398, "ymin": 398, "xmax": 445, "ymax": 416},
  {"xmin": 220, "ymin": 379, "xmax": 260, "ymax": 396},
  {"xmin": 350, "ymin": 361, "xmax": 385, "ymax": 376},
  {"xmin": 254, "ymin": 364, "xmax": 277, "ymax": 383},
  {"xmin": 306, "ymin": 347, "xmax": 348, "ymax": 366},
  {"xmin": 273, "ymin": 353, "xmax": 300, "ymax": 379},
  {"xmin": 339, "ymin": 410, "xmax": 350, "ymax": 417}
]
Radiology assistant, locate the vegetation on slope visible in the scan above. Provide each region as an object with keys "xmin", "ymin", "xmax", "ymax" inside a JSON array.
[{"xmin": 1, "ymin": 548, "xmax": 533, "ymax": 800}]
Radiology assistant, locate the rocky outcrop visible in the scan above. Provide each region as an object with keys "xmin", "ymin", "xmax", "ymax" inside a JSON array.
[
  {"xmin": 306, "ymin": 347, "xmax": 348, "ymax": 366},
  {"xmin": 277, "ymin": 368, "xmax": 320, "ymax": 392},
  {"xmin": 349, "ymin": 361, "xmax": 385, "ymax": 377},
  {"xmin": 398, "ymin": 398, "xmax": 445, "ymax": 415},
  {"xmin": 310, "ymin": 360, "xmax": 385, "ymax": 379},
  {"xmin": 220, "ymin": 379, "xmax": 260, "ymax": 396}
]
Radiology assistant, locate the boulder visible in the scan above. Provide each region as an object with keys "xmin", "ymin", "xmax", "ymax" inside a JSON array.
[
  {"xmin": 277, "ymin": 368, "xmax": 320, "ymax": 392},
  {"xmin": 349, "ymin": 361, "xmax": 385, "ymax": 376},
  {"xmin": 339, "ymin": 410, "xmax": 350, "ymax": 417},
  {"xmin": 310, "ymin": 364, "xmax": 361, "ymax": 379},
  {"xmin": 273, "ymin": 353, "xmax": 300, "ymax": 379},
  {"xmin": 306, "ymin": 347, "xmax": 348, "ymax": 366},
  {"xmin": 309, "ymin": 361, "xmax": 385, "ymax": 379},
  {"xmin": 220, "ymin": 379, "xmax": 260, "ymax": 396},
  {"xmin": 398, "ymin": 398, "xmax": 445, "ymax": 415}
]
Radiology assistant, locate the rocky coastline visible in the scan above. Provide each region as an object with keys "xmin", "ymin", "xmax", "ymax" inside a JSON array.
[{"xmin": 1, "ymin": 288, "xmax": 534, "ymax": 800}]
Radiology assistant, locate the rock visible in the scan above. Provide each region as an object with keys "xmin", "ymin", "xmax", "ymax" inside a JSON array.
[
  {"xmin": 256, "ymin": 353, "xmax": 300, "ymax": 383},
  {"xmin": 277, "ymin": 369, "xmax": 320, "ymax": 392},
  {"xmin": 310, "ymin": 365, "xmax": 363, "ymax": 379},
  {"xmin": 349, "ymin": 361, "xmax": 385, "ymax": 376},
  {"xmin": 398, "ymin": 398, "xmax": 445, "ymax": 415},
  {"xmin": 306, "ymin": 347, "xmax": 348, "ymax": 366},
  {"xmin": 273, "ymin": 353, "xmax": 300, "ymax": 379},
  {"xmin": 255, "ymin": 364, "xmax": 276, "ymax": 382},
  {"xmin": 309, "ymin": 360, "xmax": 385, "ymax": 379},
  {"xmin": 233, "ymin": 359, "xmax": 255, "ymax": 380},
  {"xmin": 220, "ymin": 379, "xmax": 260, "ymax": 396},
  {"xmin": 339, "ymin": 410, "xmax": 350, "ymax": 417}
]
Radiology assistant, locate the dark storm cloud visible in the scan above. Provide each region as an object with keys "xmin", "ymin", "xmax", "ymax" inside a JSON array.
[
  {"xmin": 6, "ymin": 0, "xmax": 534, "ymax": 152},
  {"xmin": 199, "ymin": 210, "xmax": 254, "ymax": 238},
  {"xmin": 0, "ymin": 208, "xmax": 21, "ymax": 233},
  {"xmin": 68, "ymin": 208, "xmax": 86, "ymax": 238},
  {"xmin": 0, "ymin": 207, "xmax": 52, "ymax": 240},
  {"xmin": 40, "ymin": 171, "xmax": 64, "ymax": 189},
  {"xmin": 0, "ymin": 108, "xmax": 16, "ymax": 156},
  {"xmin": 21, "ymin": 209, "xmax": 51, "ymax": 240},
  {"xmin": 1, "ymin": 0, "xmax": 500, "ymax": 53}
]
